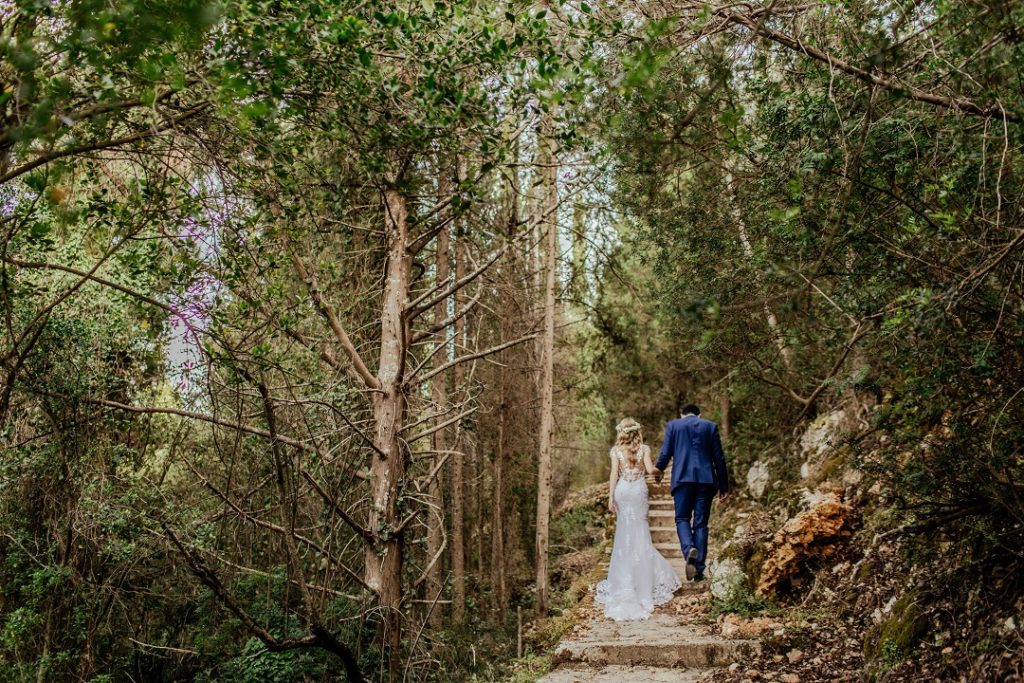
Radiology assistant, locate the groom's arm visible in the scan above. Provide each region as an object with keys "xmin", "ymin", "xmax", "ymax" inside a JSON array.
[
  {"xmin": 654, "ymin": 423, "xmax": 672, "ymax": 473},
  {"xmin": 711, "ymin": 425, "xmax": 729, "ymax": 494}
]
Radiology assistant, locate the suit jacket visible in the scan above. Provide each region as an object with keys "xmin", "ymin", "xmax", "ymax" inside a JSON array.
[{"xmin": 655, "ymin": 415, "xmax": 730, "ymax": 494}]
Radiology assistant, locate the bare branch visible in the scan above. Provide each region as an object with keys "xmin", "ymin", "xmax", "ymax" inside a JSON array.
[
  {"xmin": 55, "ymin": 393, "xmax": 367, "ymax": 477},
  {"xmin": 300, "ymin": 469, "xmax": 375, "ymax": 542},
  {"xmin": 0, "ymin": 103, "xmax": 211, "ymax": 185},
  {"xmin": 163, "ymin": 524, "xmax": 366, "ymax": 683},
  {"xmin": 3, "ymin": 255, "xmax": 176, "ymax": 315},
  {"xmin": 722, "ymin": 11, "xmax": 1021, "ymax": 123},
  {"xmin": 402, "ymin": 407, "xmax": 478, "ymax": 445},
  {"xmin": 410, "ymin": 332, "xmax": 537, "ymax": 387},
  {"xmin": 411, "ymin": 285, "xmax": 483, "ymax": 343},
  {"xmin": 407, "ymin": 244, "xmax": 507, "ymax": 320},
  {"xmin": 288, "ymin": 247, "xmax": 381, "ymax": 390}
]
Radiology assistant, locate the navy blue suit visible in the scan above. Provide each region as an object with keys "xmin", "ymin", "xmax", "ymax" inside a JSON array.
[{"xmin": 655, "ymin": 414, "xmax": 730, "ymax": 575}]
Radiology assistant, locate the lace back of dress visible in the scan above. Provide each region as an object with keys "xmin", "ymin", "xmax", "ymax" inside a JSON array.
[{"xmin": 616, "ymin": 445, "xmax": 646, "ymax": 482}]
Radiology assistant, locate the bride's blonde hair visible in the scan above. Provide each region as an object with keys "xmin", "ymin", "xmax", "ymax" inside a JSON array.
[{"xmin": 615, "ymin": 417, "xmax": 645, "ymax": 467}]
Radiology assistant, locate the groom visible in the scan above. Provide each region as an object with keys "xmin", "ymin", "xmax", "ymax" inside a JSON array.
[{"xmin": 653, "ymin": 403, "xmax": 730, "ymax": 581}]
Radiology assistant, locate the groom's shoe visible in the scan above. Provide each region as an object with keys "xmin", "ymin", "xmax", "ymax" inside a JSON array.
[{"xmin": 685, "ymin": 548, "xmax": 698, "ymax": 581}]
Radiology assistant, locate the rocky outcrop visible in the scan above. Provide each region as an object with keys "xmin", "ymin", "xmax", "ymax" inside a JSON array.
[
  {"xmin": 756, "ymin": 492, "xmax": 855, "ymax": 597},
  {"xmin": 746, "ymin": 460, "xmax": 770, "ymax": 499},
  {"xmin": 708, "ymin": 557, "xmax": 746, "ymax": 601},
  {"xmin": 799, "ymin": 409, "xmax": 850, "ymax": 480}
]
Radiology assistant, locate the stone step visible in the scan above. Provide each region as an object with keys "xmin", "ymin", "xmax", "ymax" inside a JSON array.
[
  {"xmin": 648, "ymin": 499, "xmax": 675, "ymax": 510},
  {"xmin": 597, "ymin": 560, "xmax": 705, "ymax": 588},
  {"xmin": 650, "ymin": 527, "xmax": 677, "ymax": 543},
  {"xmin": 539, "ymin": 665, "xmax": 707, "ymax": 682},
  {"xmin": 593, "ymin": 565, "xmax": 704, "ymax": 589},
  {"xmin": 654, "ymin": 542, "xmax": 683, "ymax": 558},
  {"xmin": 552, "ymin": 613, "xmax": 759, "ymax": 668}
]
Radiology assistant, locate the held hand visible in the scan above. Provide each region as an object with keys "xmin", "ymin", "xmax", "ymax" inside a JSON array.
[
  {"xmin": 652, "ymin": 468, "xmax": 663, "ymax": 484},
  {"xmin": 718, "ymin": 491, "xmax": 731, "ymax": 505}
]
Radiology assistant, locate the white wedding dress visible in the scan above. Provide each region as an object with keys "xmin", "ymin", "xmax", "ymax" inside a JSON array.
[{"xmin": 595, "ymin": 445, "xmax": 681, "ymax": 621}]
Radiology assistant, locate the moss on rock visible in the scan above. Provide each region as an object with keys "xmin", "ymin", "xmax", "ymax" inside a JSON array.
[
  {"xmin": 745, "ymin": 546, "xmax": 766, "ymax": 587},
  {"xmin": 863, "ymin": 591, "xmax": 929, "ymax": 671}
]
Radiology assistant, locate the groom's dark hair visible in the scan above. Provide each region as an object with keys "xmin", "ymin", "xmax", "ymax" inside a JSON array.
[{"xmin": 681, "ymin": 403, "xmax": 700, "ymax": 416}]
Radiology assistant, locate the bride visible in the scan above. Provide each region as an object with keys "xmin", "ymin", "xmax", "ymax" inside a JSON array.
[{"xmin": 595, "ymin": 418, "xmax": 681, "ymax": 621}]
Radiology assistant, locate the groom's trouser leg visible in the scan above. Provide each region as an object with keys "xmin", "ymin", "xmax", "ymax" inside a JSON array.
[
  {"xmin": 673, "ymin": 484, "xmax": 697, "ymax": 560},
  {"xmin": 692, "ymin": 484, "xmax": 716, "ymax": 575}
]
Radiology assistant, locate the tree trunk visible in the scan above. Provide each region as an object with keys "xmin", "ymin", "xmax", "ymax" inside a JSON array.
[
  {"xmin": 535, "ymin": 109, "xmax": 557, "ymax": 615},
  {"xmin": 450, "ymin": 231, "xmax": 467, "ymax": 624},
  {"xmin": 571, "ymin": 200, "xmax": 586, "ymax": 302},
  {"xmin": 491, "ymin": 393, "xmax": 507, "ymax": 615},
  {"xmin": 719, "ymin": 388, "xmax": 731, "ymax": 442},
  {"xmin": 491, "ymin": 157, "xmax": 521, "ymax": 618},
  {"xmin": 728, "ymin": 172, "xmax": 793, "ymax": 369},
  {"xmin": 475, "ymin": 442, "xmax": 484, "ymax": 578},
  {"xmin": 366, "ymin": 186, "xmax": 410, "ymax": 681},
  {"xmin": 427, "ymin": 181, "xmax": 450, "ymax": 622}
]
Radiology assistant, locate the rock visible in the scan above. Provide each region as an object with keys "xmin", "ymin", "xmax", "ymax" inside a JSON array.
[
  {"xmin": 831, "ymin": 561, "xmax": 850, "ymax": 575},
  {"xmin": 786, "ymin": 648, "xmax": 804, "ymax": 664},
  {"xmin": 842, "ymin": 468, "xmax": 863, "ymax": 486},
  {"xmin": 709, "ymin": 557, "xmax": 747, "ymax": 601},
  {"xmin": 747, "ymin": 460, "xmax": 770, "ymax": 499},
  {"xmin": 881, "ymin": 596, "xmax": 897, "ymax": 614},
  {"xmin": 781, "ymin": 675, "xmax": 800, "ymax": 683},
  {"xmin": 745, "ymin": 670, "xmax": 760, "ymax": 679},
  {"xmin": 799, "ymin": 409, "xmax": 849, "ymax": 480},
  {"xmin": 756, "ymin": 491, "xmax": 855, "ymax": 597},
  {"xmin": 729, "ymin": 662, "xmax": 742, "ymax": 674},
  {"xmin": 741, "ymin": 617, "xmax": 775, "ymax": 638},
  {"xmin": 722, "ymin": 621, "xmax": 740, "ymax": 637},
  {"xmin": 800, "ymin": 409, "xmax": 846, "ymax": 460}
]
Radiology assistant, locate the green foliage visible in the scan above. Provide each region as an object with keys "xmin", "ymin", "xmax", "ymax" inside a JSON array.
[
  {"xmin": 550, "ymin": 502, "xmax": 603, "ymax": 551},
  {"xmin": 209, "ymin": 638, "xmax": 327, "ymax": 683},
  {"xmin": 709, "ymin": 581, "xmax": 779, "ymax": 619},
  {"xmin": 502, "ymin": 654, "xmax": 552, "ymax": 683}
]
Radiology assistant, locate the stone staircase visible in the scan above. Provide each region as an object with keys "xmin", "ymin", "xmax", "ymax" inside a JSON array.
[{"xmin": 540, "ymin": 479, "xmax": 759, "ymax": 682}]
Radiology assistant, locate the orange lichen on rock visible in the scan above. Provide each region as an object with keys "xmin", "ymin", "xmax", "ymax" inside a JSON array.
[{"xmin": 756, "ymin": 492, "xmax": 855, "ymax": 597}]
